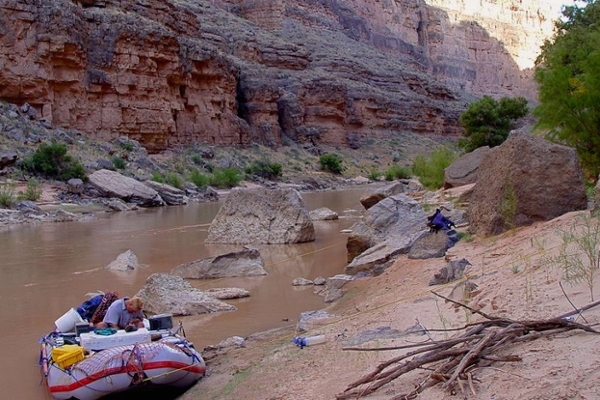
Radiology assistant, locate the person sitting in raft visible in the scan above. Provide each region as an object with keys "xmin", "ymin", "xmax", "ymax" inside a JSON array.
[{"xmin": 95, "ymin": 296, "xmax": 145, "ymax": 331}]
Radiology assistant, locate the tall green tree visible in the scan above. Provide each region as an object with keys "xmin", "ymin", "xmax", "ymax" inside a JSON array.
[
  {"xmin": 534, "ymin": 0, "xmax": 600, "ymax": 178},
  {"xmin": 458, "ymin": 96, "xmax": 528, "ymax": 152}
]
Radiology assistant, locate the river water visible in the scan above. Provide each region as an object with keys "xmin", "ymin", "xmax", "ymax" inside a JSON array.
[{"xmin": 0, "ymin": 186, "xmax": 373, "ymax": 399}]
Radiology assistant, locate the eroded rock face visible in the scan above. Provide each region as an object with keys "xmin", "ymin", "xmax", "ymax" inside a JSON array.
[
  {"xmin": 223, "ymin": 0, "xmax": 559, "ymax": 101},
  {"xmin": 467, "ymin": 131, "xmax": 588, "ymax": 236},
  {"xmin": 0, "ymin": 0, "xmax": 559, "ymax": 152},
  {"xmin": 206, "ymin": 187, "xmax": 315, "ymax": 244}
]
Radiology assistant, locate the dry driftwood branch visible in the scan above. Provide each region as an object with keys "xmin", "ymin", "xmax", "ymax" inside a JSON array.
[
  {"xmin": 335, "ymin": 295, "xmax": 600, "ymax": 400},
  {"xmin": 559, "ymin": 281, "xmax": 590, "ymax": 323}
]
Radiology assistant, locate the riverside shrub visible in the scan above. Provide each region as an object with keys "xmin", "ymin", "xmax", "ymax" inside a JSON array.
[
  {"xmin": 24, "ymin": 142, "xmax": 86, "ymax": 181},
  {"xmin": 319, "ymin": 154, "xmax": 344, "ymax": 174},
  {"xmin": 245, "ymin": 161, "xmax": 283, "ymax": 180}
]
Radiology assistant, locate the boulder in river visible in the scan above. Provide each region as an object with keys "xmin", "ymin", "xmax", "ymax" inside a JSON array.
[
  {"xmin": 105, "ymin": 249, "xmax": 140, "ymax": 271},
  {"xmin": 135, "ymin": 273, "xmax": 236, "ymax": 316},
  {"xmin": 206, "ymin": 187, "xmax": 315, "ymax": 244},
  {"xmin": 171, "ymin": 248, "xmax": 267, "ymax": 279}
]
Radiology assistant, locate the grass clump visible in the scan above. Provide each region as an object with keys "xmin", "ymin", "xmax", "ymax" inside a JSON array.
[
  {"xmin": 457, "ymin": 231, "xmax": 474, "ymax": 242},
  {"xmin": 151, "ymin": 171, "xmax": 165, "ymax": 183},
  {"xmin": 111, "ymin": 156, "xmax": 126, "ymax": 170},
  {"xmin": 367, "ymin": 167, "xmax": 380, "ymax": 181},
  {"xmin": 120, "ymin": 142, "xmax": 134, "ymax": 151},
  {"xmin": 548, "ymin": 212, "xmax": 600, "ymax": 301},
  {"xmin": 18, "ymin": 178, "xmax": 42, "ymax": 201},
  {"xmin": 165, "ymin": 173, "xmax": 184, "ymax": 189},
  {"xmin": 412, "ymin": 146, "xmax": 457, "ymax": 190},
  {"xmin": 499, "ymin": 185, "xmax": 517, "ymax": 231},
  {"xmin": 0, "ymin": 182, "xmax": 15, "ymax": 208},
  {"xmin": 384, "ymin": 165, "xmax": 412, "ymax": 181}
]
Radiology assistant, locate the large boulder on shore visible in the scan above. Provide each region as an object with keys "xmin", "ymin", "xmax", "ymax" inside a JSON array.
[
  {"xmin": 468, "ymin": 132, "xmax": 587, "ymax": 236},
  {"xmin": 444, "ymin": 146, "xmax": 491, "ymax": 189},
  {"xmin": 135, "ymin": 273, "xmax": 236, "ymax": 316},
  {"xmin": 144, "ymin": 180, "xmax": 186, "ymax": 205},
  {"xmin": 206, "ymin": 187, "xmax": 315, "ymax": 244},
  {"xmin": 88, "ymin": 169, "xmax": 164, "ymax": 207},
  {"xmin": 359, "ymin": 180, "xmax": 422, "ymax": 210},
  {"xmin": 345, "ymin": 232, "xmax": 427, "ymax": 276},
  {"xmin": 347, "ymin": 194, "xmax": 427, "ymax": 263}
]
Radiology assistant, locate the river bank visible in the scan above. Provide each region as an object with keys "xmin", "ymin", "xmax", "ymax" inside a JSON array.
[{"xmin": 181, "ymin": 209, "xmax": 600, "ymax": 400}]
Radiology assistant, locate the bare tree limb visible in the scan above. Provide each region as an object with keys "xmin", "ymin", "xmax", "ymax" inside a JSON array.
[{"xmin": 336, "ymin": 299, "xmax": 600, "ymax": 400}]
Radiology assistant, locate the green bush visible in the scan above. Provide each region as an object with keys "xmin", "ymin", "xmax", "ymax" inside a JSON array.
[
  {"xmin": 412, "ymin": 147, "xmax": 458, "ymax": 190},
  {"xmin": 25, "ymin": 142, "xmax": 86, "ymax": 181},
  {"xmin": 188, "ymin": 169, "xmax": 210, "ymax": 188},
  {"xmin": 245, "ymin": 161, "xmax": 283, "ymax": 180},
  {"xmin": 111, "ymin": 157, "xmax": 126, "ymax": 170},
  {"xmin": 319, "ymin": 154, "xmax": 344, "ymax": 174},
  {"xmin": 384, "ymin": 165, "xmax": 412, "ymax": 181},
  {"xmin": 210, "ymin": 167, "xmax": 242, "ymax": 188},
  {"xmin": 19, "ymin": 178, "xmax": 42, "ymax": 201}
]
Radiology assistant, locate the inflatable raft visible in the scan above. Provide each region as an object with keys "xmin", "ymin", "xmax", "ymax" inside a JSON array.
[{"xmin": 39, "ymin": 319, "xmax": 205, "ymax": 400}]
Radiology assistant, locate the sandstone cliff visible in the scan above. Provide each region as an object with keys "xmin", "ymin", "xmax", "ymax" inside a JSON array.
[{"xmin": 0, "ymin": 0, "xmax": 560, "ymax": 152}]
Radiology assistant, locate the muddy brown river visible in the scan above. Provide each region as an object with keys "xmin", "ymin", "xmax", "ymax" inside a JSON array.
[{"xmin": 0, "ymin": 186, "xmax": 373, "ymax": 399}]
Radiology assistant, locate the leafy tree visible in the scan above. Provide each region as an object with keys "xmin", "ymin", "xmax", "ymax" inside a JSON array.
[
  {"xmin": 458, "ymin": 96, "xmax": 528, "ymax": 152},
  {"xmin": 534, "ymin": 0, "xmax": 600, "ymax": 178}
]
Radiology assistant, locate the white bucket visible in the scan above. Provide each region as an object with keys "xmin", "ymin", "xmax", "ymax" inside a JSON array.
[{"xmin": 55, "ymin": 308, "xmax": 85, "ymax": 332}]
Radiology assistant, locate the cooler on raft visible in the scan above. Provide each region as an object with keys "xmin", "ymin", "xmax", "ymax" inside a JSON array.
[{"xmin": 79, "ymin": 328, "xmax": 151, "ymax": 351}]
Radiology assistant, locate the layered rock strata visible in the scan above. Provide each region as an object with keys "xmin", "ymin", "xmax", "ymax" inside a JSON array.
[{"xmin": 0, "ymin": 0, "xmax": 560, "ymax": 151}]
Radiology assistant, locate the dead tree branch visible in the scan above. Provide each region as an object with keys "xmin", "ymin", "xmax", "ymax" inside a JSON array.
[{"xmin": 336, "ymin": 296, "xmax": 600, "ymax": 400}]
